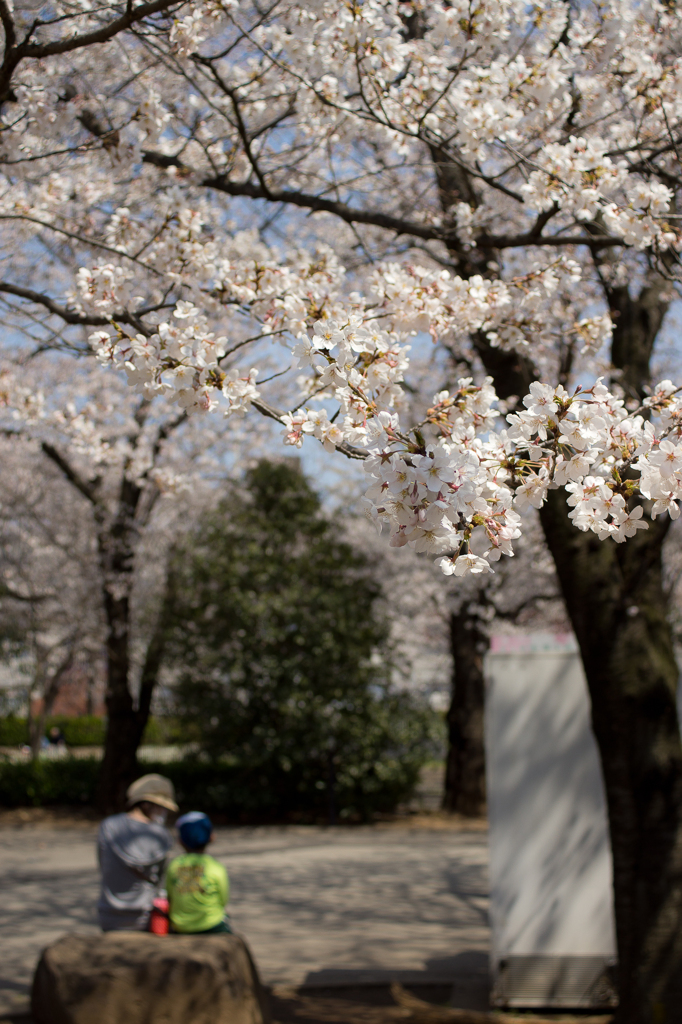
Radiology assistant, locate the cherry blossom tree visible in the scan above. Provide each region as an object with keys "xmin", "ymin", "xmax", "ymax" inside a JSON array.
[
  {"xmin": 3, "ymin": 1, "xmax": 682, "ymax": 1016},
  {"xmin": 0, "ymin": 352, "xmax": 251, "ymax": 809},
  {"xmin": 0, "ymin": 436, "xmax": 101, "ymax": 756}
]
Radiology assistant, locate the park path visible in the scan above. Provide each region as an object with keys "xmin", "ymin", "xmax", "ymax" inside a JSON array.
[{"xmin": 0, "ymin": 821, "xmax": 489, "ymax": 1015}]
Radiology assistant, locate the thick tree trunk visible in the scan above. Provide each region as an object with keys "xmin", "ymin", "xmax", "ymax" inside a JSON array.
[
  {"xmin": 95, "ymin": 477, "xmax": 148, "ymax": 814},
  {"xmin": 442, "ymin": 607, "xmax": 488, "ymax": 817},
  {"xmin": 29, "ymin": 652, "xmax": 51, "ymax": 758},
  {"xmin": 96, "ymin": 566, "xmax": 170, "ymax": 813},
  {"xmin": 96, "ymin": 584, "xmax": 144, "ymax": 813},
  {"xmin": 28, "ymin": 695, "xmax": 46, "ymax": 760},
  {"xmin": 540, "ymin": 491, "xmax": 682, "ymax": 1023},
  {"xmin": 98, "ymin": 713, "xmax": 146, "ymax": 813}
]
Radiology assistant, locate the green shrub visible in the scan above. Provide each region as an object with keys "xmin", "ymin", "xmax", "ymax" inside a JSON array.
[
  {"xmin": 0, "ymin": 753, "xmax": 425, "ymax": 821},
  {"xmin": 0, "ymin": 715, "xmax": 28, "ymax": 746},
  {"xmin": 0, "ymin": 716, "xmax": 106, "ymax": 746},
  {"xmin": 0, "ymin": 758, "xmax": 101, "ymax": 806},
  {"xmin": 141, "ymin": 717, "xmax": 194, "ymax": 745},
  {"xmin": 49, "ymin": 716, "xmax": 106, "ymax": 746},
  {"xmin": 0, "ymin": 716, "xmax": 188, "ymax": 747}
]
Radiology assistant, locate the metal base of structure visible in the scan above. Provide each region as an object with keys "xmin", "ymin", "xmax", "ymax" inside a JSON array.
[{"xmin": 491, "ymin": 955, "xmax": 618, "ymax": 1008}]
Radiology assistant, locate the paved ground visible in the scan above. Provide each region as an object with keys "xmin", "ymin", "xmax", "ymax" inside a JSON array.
[{"xmin": 0, "ymin": 820, "xmax": 489, "ymax": 1016}]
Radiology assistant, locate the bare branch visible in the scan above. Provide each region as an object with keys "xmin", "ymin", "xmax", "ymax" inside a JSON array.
[
  {"xmin": 18, "ymin": 1, "xmax": 178, "ymax": 57},
  {"xmin": 0, "ymin": 582, "xmax": 49, "ymax": 603},
  {"xmin": 40, "ymin": 442, "xmax": 98, "ymax": 506},
  {"xmin": 251, "ymin": 397, "xmax": 367, "ymax": 460},
  {"xmin": 0, "ymin": 1, "xmax": 182, "ymax": 103},
  {"xmin": 491, "ymin": 591, "xmax": 559, "ymax": 621},
  {"xmin": 0, "ymin": 281, "xmax": 113, "ymax": 326},
  {"xmin": 476, "ymin": 231, "xmax": 625, "ymax": 250},
  {"xmin": 142, "ymin": 152, "xmax": 627, "ymax": 253},
  {"xmin": 0, "ymin": 214, "xmax": 162, "ymax": 272},
  {"xmin": 143, "ymin": 150, "xmax": 448, "ymax": 242}
]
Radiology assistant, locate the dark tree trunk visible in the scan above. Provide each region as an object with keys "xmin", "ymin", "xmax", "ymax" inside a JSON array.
[
  {"xmin": 95, "ymin": 474, "xmax": 157, "ymax": 814},
  {"xmin": 96, "ymin": 620, "xmax": 166, "ymax": 813},
  {"xmin": 442, "ymin": 606, "xmax": 488, "ymax": 817},
  {"xmin": 536, "ymin": 271, "xmax": 681, "ymax": 1023},
  {"xmin": 96, "ymin": 564, "xmax": 144, "ymax": 813},
  {"xmin": 28, "ymin": 657, "xmax": 47, "ymax": 760},
  {"xmin": 97, "ymin": 612, "xmax": 146, "ymax": 812},
  {"xmin": 96, "ymin": 555, "xmax": 171, "ymax": 813},
  {"xmin": 28, "ymin": 702, "xmax": 46, "ymax": 760},
  {"xmin": 540, "ymin": 491, "xmax": 682, "ymax": 1023}
]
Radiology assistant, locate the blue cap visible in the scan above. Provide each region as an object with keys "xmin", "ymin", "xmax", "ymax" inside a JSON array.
[{"xmin": 176, "ymin": 811, "xmax": 213, "ymax": 850}]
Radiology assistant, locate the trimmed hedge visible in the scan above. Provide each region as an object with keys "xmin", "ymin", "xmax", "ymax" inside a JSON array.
[
  {"xmin": 0, "ymin": 715, "xmax": 30, "ymax": 746},
  {"xmin": 0, "ymin": 754, "xmax": 420, "ymax": 822},
  {"xmin": 0, "ymin": 758, "xmax": 101, "ymax": 806},
  {"xmin": 0, "ymin": 716, "xmax": 183, "ymax": 747}
]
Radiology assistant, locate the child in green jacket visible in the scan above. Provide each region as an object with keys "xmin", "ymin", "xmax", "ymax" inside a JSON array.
[{"xmin": 166, "ymin": 812, "xmax": 231, "ymax": 934}]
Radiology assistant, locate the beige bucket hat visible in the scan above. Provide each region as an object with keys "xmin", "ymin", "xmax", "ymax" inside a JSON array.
[{"xmin": 126, "ymin": 773, "xmax": 178, "ymax": 813}]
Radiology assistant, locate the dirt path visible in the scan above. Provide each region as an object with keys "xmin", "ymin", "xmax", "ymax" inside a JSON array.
[{"xmin": 0, "ymin": 817, "xmax": 489, "ymax": 1017}]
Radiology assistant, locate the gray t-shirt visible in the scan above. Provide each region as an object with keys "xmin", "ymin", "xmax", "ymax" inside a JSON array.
[{"xmin": 97, "ymin": 813, "xmax": 173, "ymax": 931}]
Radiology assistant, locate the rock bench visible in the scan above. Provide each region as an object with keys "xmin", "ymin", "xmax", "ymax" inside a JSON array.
[{"xmin": 31, "ymin": 932, "xmax": 271, "ymax": 1024}]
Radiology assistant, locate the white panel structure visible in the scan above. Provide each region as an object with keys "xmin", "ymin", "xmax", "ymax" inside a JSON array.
[{"xmin": 485, "ymin": 633, "xmax": 617, "ymax": 1008}]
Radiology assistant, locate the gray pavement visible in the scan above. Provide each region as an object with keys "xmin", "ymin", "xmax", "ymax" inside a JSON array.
[{"xmin": 0, "ymin": 823, "xmax": 489, "ymax": 1015}]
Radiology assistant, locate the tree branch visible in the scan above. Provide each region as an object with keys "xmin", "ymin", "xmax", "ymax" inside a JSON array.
[
  {"xmin": 0, "ymin": 214, "xmax": 162, "ymax": 272},
  {"xmin": 42, "ymin": 646, "xmax": 76, "ymax": 715},
  {"xmin": 142, "ymin": 152, "xmax": 627, "ymax": 253},
  {"xmin": 201, "ymin": 174, "xmax": 445, "ymax": 243},
  {"xmin": 136, "ymin": 571, "xmax": 174, "ymax": 723},
  {"xmin": 143, "ymin": 150, "xmax": 447, "ymax": 242},
  {"xmin": 132, "ymin": 409, "xmax": 189, "ymax": 529},
  {"xmin": 0, "ymin": 582, "xmax": 49, "ymax": 603},
  {"xmin": 251, "ymin": 397, "xmax": 367, "ymax": 460},
  {"xmin": 0, "ymin": 1, "xmax": 182, "ymax": 103},
  {"xmin": 490, "ymin": 591, "xmax": 559, "ymax": 621},
  {"xmin": 19, "ymin": 1, "xmax": 178, "ymax": 58},
  {"xmin": 40, "ymin": 442, "xmax": 98, "ymax": 505},
  {"xmin": 225, "ymin": 85, "xmax": 274, "ymax": 199},
  {"xmin": 476, "ymin": 231, "xmax": 624, "ymax": 251},
  {"xmin": 0, "ymin": 281, "xmax": 114, "ymax": 325}
]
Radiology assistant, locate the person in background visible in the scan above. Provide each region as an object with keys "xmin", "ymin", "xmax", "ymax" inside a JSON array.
[
  {"xmin": 97, "ymin": 773, "xmax": 177, "ymax": 932},
  {"xmin": 166, "ymin": 812, "xmax": 231, "ymax": 934},
  {"xmin": 48, "ymin": 725, "xmax": 66, "ymax": 748},
  {"xmin": 43, "ymin": 725, "xmax": 68, "ymax": 760}
]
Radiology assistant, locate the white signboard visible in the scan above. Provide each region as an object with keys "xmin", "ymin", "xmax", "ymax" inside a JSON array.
[{"xmin": 485, "ymin": 634, "xmax": 617, "ymax": 1008}]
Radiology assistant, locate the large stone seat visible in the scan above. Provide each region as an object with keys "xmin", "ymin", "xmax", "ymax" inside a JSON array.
[{"xmin": 31, "ymin": 932, "xmax": 271, "ymax": 1024}]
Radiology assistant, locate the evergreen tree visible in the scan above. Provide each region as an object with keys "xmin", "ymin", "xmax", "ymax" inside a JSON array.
[{"xmin": 165, "ymin": 459, "xmax": 437, "ymax": 820}]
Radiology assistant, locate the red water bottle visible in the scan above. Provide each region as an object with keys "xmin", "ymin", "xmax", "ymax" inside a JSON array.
[{"xmin": 149, "ymin": 893, "xmax": 169, "ymax": 935}]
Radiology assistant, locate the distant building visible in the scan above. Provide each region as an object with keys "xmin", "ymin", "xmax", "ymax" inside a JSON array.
[
  {"xmin": 50, "ymin": 663, "xmax": 105, "ymax": 717},
  {"xmin": 0, "ymin": 656, "xmax": 105, "ymax": 719}
]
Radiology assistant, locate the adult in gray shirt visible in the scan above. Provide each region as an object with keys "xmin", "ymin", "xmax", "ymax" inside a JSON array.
[{"xmin": 97, "ymin": 773, "xmax": 178, "ymax": 932}]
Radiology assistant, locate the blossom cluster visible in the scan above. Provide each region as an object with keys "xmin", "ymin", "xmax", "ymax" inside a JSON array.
[
  {"xmin": 521, "ymin": 137, "xmax": 677, "ymax": 251},
  {"xmin": 360, "ymin": 376, "xmax": 682, "ymax": 575},
  {"xmin": 87, "ymin": 283, "xmax": 682, "ymax": 575},
  {"xmin": 89, "ymin": 305, "xmax": 234, "ymax": 414},
  {"xmin": 371, "ymin": 258, "xmax": 608, "ymax": 367}
]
